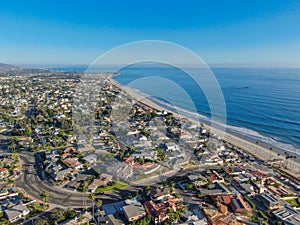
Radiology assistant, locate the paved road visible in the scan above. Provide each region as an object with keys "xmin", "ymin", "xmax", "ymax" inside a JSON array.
[
  {"xmin": 15, "ymin": 152, "xmax": 205, "ymax": 208},
  {"xmin": 15, "ymin": 152, "xmax": 145, "ymax": 207},
  {"xmin": 16, "ymin": 152, "xmax": 95, "ymax": 208},
  {"xmin": 0, "ymin": 132, "xmax": 10, "ymax": 151}
]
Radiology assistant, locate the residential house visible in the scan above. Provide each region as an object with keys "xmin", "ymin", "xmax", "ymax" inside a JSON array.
[
  {"xmin": 207, "ymin": 171, "xmax": 225, "ymax": 184},
  {"xmin": 60, "ymin": 212, "xmax": 93, "ymax": 225},
  {"xmin": 273, "ymin": 205, "xmax": 300, "ymax": 225},
  {"xmin": 229, "ymin": 194, "xmax": 252, "ymax": 213},
  {"xmin": 106, "ymin": 162, "xmax": 133, "ymax": 179},
  {"xmin": 45, "ymin": 150, "xmax": 60, "ymax": 162},
  {"xmin": 51, "ymin": 168, "xmax": 73, "ymax": 181},
  {"xmin": 46, "ymin": 161, "xmax": 62, "ymax": 174},
  {"xmin": 64, "ymin": 146, "xmax": 78, "ymax": 154},
  {"xmin": 123, "ymin": 202, "xmax": 147, "ymax": 223},
  {"xmin": 94, "ymin": 211, "xmax": 108, "ymax": 224},
  {"xmin": 203, "ymin": 153, "xmax": 223, "ymax": 166},
  {"xmin": 0, "ymin": 166, "xmax": 8, "ymax": 179},
  {"xmin": 106, "ymin": 214, "xmax": 125, "ymax": 225},
  {"xmin": 198, "ymin": 182, "xmax": 231, "ymax": 196},
  {"xmin": 215, "ymin": 193, "xmax": 250, "ymax": 215},
  {"xmin": 256, "ymin": 190, "xmax": 283, "ymax": 209},
  {"xmin": 249, "ymin": 170, "xmax": 266, "ymax": 180},
  {"xmin": 144, "ymin": 199, "xmax": 176, "ymax": 224},
  {"xmin": 133, "ymin": 141, "xmax": 152, "ymax": 150},
  {"xmin": 225, "ymin": 167, "xmax": 244, "ymax": 176},
  {"xmin": 4, "ymin": 204, "xmax": 30, "ymax": 223},
  {"xmin": 132, "ymin": 151, "xmax": 157, "ymax": 161},
  {"xmin": 83, "ymin": 154, "xmax": 98, "ymax": 165},
  {"xmin": 187, "ymin": 174, "xmax": 208, "ymax": 187},
  {"xmin": 202, "ymin": 207, "xmax": 244, "ymax": 225},
  {"xmin": 0, "ymin": 188, "xmax": 18, "ymax": 201},
  {"xmin": 89, "ymin": 173, "xmax": 113, "ymax": 193},
  {"xmin": 62, "ymin": 158, "xmax": 83, "ymax": 170},
  {"xmin": 66, "ymin": 174, "xmax": 92, "ymax": 190},
  {"xmin": 239, "ymin": 183, "xmax": 255, "ymax": 196},
  {"xmin": 164, "ymin": 142, "xmax": 179, "ymax": 152},
  {"xmin": 267, "ymin": 185, "xmax": 292, "ymax": 198},
  {"xmin": 181, "ymin": 207, "xmax": 208, "ymax": 225},
  {"xmin": 148, "ymin": 187, "xmax": 171, "ymax": 201},
  {"xmin": 101, "ymin": 201, "xmax": 126, "ymax": 215},
  {"xmin": 234, "ymin": 173, "xmax": 251, "ymax": 183}
]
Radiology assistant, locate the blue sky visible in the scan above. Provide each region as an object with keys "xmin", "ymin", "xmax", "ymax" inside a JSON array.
[{"xmin": 0, "ymin": 0, "xmax": 300, "ymax": 67}]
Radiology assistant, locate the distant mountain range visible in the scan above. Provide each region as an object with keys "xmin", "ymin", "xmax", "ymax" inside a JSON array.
[
  {"xmin": 0, "ymin": 62, "xmax": 20, "ymax": 71},
  {"xmin": 0, "ymin": 62, "xmax": 82, "ymax": 79}
]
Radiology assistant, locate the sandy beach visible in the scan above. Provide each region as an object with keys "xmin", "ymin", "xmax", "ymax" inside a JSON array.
[{"xmin": 110, "ymin": 77, "xmax": 300, "ymax": 178}]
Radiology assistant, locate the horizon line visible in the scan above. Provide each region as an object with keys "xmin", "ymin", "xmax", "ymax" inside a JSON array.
[{"xmin": 14, "ymin": 63, "xmax": 300, "ymax": 70}]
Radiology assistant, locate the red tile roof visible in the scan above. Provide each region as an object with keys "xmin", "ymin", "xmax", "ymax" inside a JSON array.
[{"xmin": 0, "ymin": 166, "xmax": 7, "ymax": 172}]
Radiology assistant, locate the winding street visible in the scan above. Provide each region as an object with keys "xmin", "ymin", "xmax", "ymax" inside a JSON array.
[
  {"xmin": 15, "ymin": 152, "xmax": 94, "ymax": 208},
  {"xmin": 15, "ymin": 152, "xmax": 146, "ymax": 208},
  {"xmin": 15, "ymin": 152, "xmax": 204, "ymax": 208}
]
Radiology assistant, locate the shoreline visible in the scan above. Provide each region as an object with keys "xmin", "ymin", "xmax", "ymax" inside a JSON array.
[{"xmin": 109, "ymin": 75, "xmax": 300, "ymax": 178}]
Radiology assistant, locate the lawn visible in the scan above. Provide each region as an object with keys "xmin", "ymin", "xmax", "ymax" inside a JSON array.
[
  {"xmin": 95, "ymin": 182, "xmax": 127, "ymax": 193},
  {"xmin": 286, "ymin": 199, "xmax": 300, "ymax": 207},
  {"xmin": 30, "ymin": 203, "xmax": 45, "ymax": 212}
]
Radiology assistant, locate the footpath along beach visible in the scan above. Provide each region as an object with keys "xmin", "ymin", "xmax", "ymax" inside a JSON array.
[{"xmin": 109, "ymin": 76, "xmax": 300, "ymax": 178}]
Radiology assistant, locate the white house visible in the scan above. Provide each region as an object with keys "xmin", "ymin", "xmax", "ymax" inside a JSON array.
[
  {"xmin": 164, "ymin": 142, "xmax": 179, "ymax": 152},
  {"xmin": 5, "ymin": 204, "xmax": 30, "ymax": 223}
]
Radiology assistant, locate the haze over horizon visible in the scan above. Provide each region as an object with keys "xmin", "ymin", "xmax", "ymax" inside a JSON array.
[{"xmin": 1, "ymin": 0, "xmax": 300, "ymax": 67}]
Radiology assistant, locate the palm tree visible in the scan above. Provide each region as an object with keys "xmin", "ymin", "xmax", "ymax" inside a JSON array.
[
  {"xmin": 169, "ymin": 181, "xmax": 175, "ymax": 193},
  {"xmin": 9, "ymin": 142, "xmax": 17, "ymax": 152},
  {"xmin": 167, "ymin": 203, "xmax": 186, "ymax": 223},
  {"xmin": 89, "ymin": 193, "xmax": 96, "ymax": 221},
  {"xmin": 277, "ymin": 153, "xmax": 282, "ymax": 167},
  {"xmin": 285, "ymin": 155, "xmax": 294, "ymax": 169},
  {"xmin": 96, "ymin": 199, "xmax": 102, "ymax": 224},
  {"xmin": 11, "ymin": 152, "xmax": 18, "ymax": 161},
  {"xmin": 284, "ymin": 152, "xmax": 290, "ymax": 168},
  {"xmin": 77, "ymin": 214, "xmax": 84, "ymax": 223},
  {"xmin": 175, "ymin": 203, "xmax": 186, "ymax": 220},
  {"xmin": 162, "ymin": 179, "xmax": 167, "ymax": 188}
]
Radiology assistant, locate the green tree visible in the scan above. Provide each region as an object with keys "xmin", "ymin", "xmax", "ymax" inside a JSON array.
[
  {"xmin": 186, "ymin": 183, "xmax": 194, "ymax": 190},
  {"xmin": 40, "ymin": 191, "xmax": 49, "ymax": 210},
  {"xmin": 34, "ymin": 217, "xmax": 49, "ymax": 225},
  {"xmin": 77, "ymin": 214, "xmax": 84, "ymax": 223},
  {"xmin": 11, "ymin": 152, "xmax": 18, "ymax": 161},
  {"xmin": 169, "ymin": 181, "xmax": 175, "ymax": 192},
  {"xmin": 0, "ymin": 218, "xmax": 11, "ymax": 225},
  {"xmin": 6, "ymin": 178, "xmax": 15, "ymax": 187},
  {"xmin": 137, "ymin": 157, "xmax": 145, "ymax": 165},
  {"xmin": 50, "ymin": 209, "xmax": 65, "ymax": 223},
  {"xmin": 89, "ymin": 193, "xmax": 96, "ymax": 221},
  {"xmin": 65, "ymin": 208, "xmax": 77, "ymax": 219},
  {"xmin": 162, "ymin": 179, "xmax": 167, "ymax": 188},
  {"xmin": 9, "ymin": 142, "xmax": 17, "ymax": 152},
  {"xmin": 96, "ymin": 199, "xmax": 103, "ymax": 223},
  {"xmin": 25, "ymin": 126, "xmax": 32, "ymax": 136}
]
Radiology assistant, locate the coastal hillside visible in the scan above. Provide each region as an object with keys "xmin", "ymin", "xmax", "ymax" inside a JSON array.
[
  {"xmin": 0, "ymin": 62, "xmax": 20, "ymax": 71},
  {"xmin": 0, "ymin": 62, "xmax": 82, "ymax": 79}
]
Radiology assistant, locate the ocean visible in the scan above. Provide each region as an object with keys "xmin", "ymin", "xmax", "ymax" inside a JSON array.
[{"xmin": 50, "ymin": 66, "xmax": 300, "ymax": 154}]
